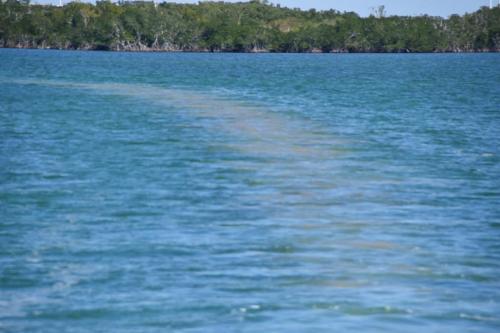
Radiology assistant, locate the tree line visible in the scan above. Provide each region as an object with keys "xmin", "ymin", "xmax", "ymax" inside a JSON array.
[{"xmin": 1, "ymin": 0, "xmax": 499, "ymax": 52}]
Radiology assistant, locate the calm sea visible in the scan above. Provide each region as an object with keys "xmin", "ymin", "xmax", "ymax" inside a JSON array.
[{"xmin": 1, "ymin": 49, "xmax": 499, "ymax": 332}]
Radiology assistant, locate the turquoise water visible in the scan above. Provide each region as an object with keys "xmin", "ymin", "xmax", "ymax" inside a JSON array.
[{"xmin": 1, "ymin": 49, "xmax": 500, "ymax": 332}]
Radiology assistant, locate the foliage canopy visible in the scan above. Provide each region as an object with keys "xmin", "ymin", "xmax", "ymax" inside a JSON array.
[{"xmin": 1, "ymin": 1, "xmax": 499, "ymax": 52}]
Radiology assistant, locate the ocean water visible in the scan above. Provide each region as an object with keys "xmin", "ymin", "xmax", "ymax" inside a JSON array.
[{"xmin": 0, "ymin": 49, "xmax": 499, "ymax": 332}]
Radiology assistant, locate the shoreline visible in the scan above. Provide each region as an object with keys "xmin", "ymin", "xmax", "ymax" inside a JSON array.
[{"xmin": 2, "ymin": 46, "xmax": 499, "ymax": 54}]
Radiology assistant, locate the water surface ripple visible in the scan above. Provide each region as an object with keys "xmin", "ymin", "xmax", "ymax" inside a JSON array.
[{"xmin": 1, "ymin": 50, "xmax": 499, "ymax": 332}]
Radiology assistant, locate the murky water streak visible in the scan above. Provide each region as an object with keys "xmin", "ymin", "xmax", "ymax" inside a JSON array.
[
  {"xmin": 6, "ymin": 78, "xmax": 408, "ymax": 290},
  {"xmin": 12, "ymin": 78, "xmax": 354, "ymax": 216},
  {"xmin": 14, "ymin": 78, "xmax": 338, "ymax": 159}
]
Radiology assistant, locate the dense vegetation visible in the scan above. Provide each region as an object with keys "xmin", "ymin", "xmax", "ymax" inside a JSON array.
[{"xmin": 1, "ymin": 0, "xmax": 499, "ymax": 52}]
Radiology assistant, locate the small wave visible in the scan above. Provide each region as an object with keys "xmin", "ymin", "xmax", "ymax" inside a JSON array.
[{"xmin": 459, "ymin": 313, "xmax": 499, "ymax": 322}]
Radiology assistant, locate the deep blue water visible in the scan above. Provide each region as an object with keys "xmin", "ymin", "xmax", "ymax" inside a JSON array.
[{"xmin": 1, "ymin": 49, "xmax": 499, "ymax": 332}]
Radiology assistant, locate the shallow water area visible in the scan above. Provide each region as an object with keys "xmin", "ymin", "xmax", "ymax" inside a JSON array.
[{"xmin": 1, "ymin": 50, "xmax": 500, "ymax": 332}]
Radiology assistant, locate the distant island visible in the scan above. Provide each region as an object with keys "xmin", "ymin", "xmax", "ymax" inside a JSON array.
[{"xmin": 1, "ymin": 0, "xmax": 499, "ymax": 53}]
